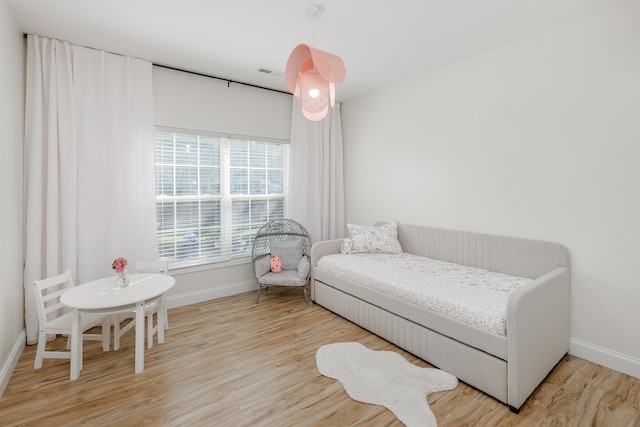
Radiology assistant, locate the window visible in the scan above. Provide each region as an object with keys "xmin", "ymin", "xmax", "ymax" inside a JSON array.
[{"xmin": 155, "ymin": 128, "xmax": 289, "ymax": 267}]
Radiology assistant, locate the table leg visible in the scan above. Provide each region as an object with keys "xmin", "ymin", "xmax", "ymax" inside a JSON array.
[
  {"xmin": 70, "ymin": 309, "xmax": 81, "ymax": 380},
  {"xmin": 158, "ymin": 296, "xmax": 165, "ymax": 344},
  {"xmin": 135, "ymin": 301, "xmax": 145, "ymax": 373}
]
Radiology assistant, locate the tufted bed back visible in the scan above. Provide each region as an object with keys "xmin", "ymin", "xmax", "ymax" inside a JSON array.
[{"xmin": 384, "ymin": 222, "xmax": 570, "ymax": 280}]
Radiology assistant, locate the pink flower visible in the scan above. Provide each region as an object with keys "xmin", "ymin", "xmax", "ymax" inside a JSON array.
[{"xmin": 112, "ymin": 257, "xmax": 128, "ymax": 273}]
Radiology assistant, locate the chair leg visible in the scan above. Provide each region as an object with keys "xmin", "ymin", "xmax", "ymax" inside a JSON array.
[
  {"xmin": 256, "ymin": 286, "xmax": 263, "ymax": 304},
  {"xmin": 34, "ymin": 331, "xmax": 47, "ymax": 369},
  {"xmin": 163, "ymin": 296, "xmax": 169, "ymax": 330},
  {"xmin": 101, "ymin": 319, "xmax": 110, "ymax": 351},
  {"xmin": 113, "ymin": 315, "xmax": 121, "ymax": 351},
  {"xmin": 303, "ymin": 286, "xmax": 309, "ymax": 304},
  {"xmin": 148, "ymin": 312, "xmax": 154, "ymax": 349}
]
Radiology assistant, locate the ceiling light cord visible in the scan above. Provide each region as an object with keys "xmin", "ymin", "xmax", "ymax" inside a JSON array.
[{"xmin": 306, "ymin": 4, "xmax": 324, "ymax": 46}]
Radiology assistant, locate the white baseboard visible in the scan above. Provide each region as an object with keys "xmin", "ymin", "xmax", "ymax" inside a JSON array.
[
  {"xmin": 165, "ymin": 280, "xmax": 257, "ymax": 309},
  {"xmin": 0, "ymin": 330, "xmax": 26, "ymax": 399},
  {"xmin": 570, "ymin": 338, "xmax": 640, "ymax": 379}
]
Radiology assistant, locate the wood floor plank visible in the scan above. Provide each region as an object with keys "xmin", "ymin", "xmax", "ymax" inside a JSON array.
[{"xmin": 2, "ymin": 286, "xmax": 640, "ymax": 426}]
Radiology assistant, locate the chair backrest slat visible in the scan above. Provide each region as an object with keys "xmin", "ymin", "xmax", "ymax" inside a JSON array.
[
  {"xmin": 41, "ymin": 288, "xmax": 67, "ymax": 304},
  {"xmin": 44, "ymin": 301, "xmax": 67, "ymax": 316},
  {"xmin": 33, "ymin": 271, "xmax": 74, "ymax": 328}
]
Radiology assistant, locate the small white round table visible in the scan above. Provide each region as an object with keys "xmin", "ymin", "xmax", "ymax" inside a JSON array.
[{"xmin": 60, "ymin": 273, "xmax": 175, "ymax": 380}]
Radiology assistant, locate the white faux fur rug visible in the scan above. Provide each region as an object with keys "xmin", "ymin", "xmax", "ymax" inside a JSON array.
[{"xmin": 316, "ymin": 342, "xmax": 458, "ymax": 427}]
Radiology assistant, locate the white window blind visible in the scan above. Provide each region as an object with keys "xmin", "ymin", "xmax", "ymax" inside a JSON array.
[{"xmin": 155, "ymin": 128, "xmax": 289, "ymax": 267}]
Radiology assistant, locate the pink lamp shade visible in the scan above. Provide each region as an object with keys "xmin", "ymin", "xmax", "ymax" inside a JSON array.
[{"xmin": 285, "ymin": 44, "xmax": 345, "ymax": 121}]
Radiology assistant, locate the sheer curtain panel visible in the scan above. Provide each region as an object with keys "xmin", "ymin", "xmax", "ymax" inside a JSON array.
[
  {"xmin": 24, "ymin": 35, "xmax": 157, "ymax": 345},
  {"xmin": 288, "ymin": 100, "xmax": 346, "ymax": 244}
]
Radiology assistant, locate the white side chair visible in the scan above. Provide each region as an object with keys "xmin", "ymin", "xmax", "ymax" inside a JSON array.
[
  {"xmin": 112, "ymin": 260, "xmax": 169, "ymax": 350},
  {"xmin": 33, "ymin": 271, "xmax": 110, "ymax": 369}
]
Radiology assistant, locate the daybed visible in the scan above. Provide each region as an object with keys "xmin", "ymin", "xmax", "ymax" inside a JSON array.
[{"xmin": 310, "ymin": 221, "xmax": 570, "ymax": 412}]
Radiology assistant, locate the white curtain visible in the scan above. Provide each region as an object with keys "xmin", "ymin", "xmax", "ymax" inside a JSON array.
[
  {"xmin": 24, "ymin": 35, "xmax": 158, "ymax": 345},
  {"xmin": 288, "ymin": 99, "xmax": 346, "ymax": 245}
]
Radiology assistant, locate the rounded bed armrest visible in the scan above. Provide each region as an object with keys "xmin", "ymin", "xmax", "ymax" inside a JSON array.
[{"xmin": 311, "ymin": 239, "xmax": 344, "ymax": 267}]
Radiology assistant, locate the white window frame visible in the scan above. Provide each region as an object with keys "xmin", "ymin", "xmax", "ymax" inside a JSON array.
[{"xmin": 155, "ymin": 127, "xmax": 290, "ymax": 269}]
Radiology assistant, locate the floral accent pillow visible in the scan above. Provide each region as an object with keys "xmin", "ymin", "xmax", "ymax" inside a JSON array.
[{"xmin": 347, "ymin": 222, "xmax": 403, "ymax": 254}]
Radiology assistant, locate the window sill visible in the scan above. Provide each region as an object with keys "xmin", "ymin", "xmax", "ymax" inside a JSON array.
[{"xmin": 168, "ymin": 257, "xmax": 251, "ymax": 276}]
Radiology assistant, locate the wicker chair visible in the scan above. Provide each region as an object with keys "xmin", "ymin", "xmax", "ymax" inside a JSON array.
[{"xmin": 251, "ymin": 219, "xmax": 312, "ymax": 303}]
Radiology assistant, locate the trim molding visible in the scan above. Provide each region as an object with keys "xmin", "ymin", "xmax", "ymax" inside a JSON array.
[
  {"xmin": 165, "ymin": 280, "xmax": 258, "ymax": 309},
  {"xmin": 570, "ymin": 338, "xmax": 640, "ymax": 379},
  {"xmin": 0, "ymin": 330, "xmax": 26, "ymax": 398}
]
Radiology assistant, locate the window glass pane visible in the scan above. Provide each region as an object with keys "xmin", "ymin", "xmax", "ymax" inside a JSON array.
[
  {"xmin": 232, "ymin": 200, "xmax": 249, "ymax": 226},
  {"xmin": 249, "ymin": 141, "xmax": 267, "ymax": 168},
  {"xmin": 202, "ymin": 200, "xmax": 221, "ymax": 227},
  {"xmin": 158, "ymin": 232, "xmax": 177, "ymax": 260},
  {"xmin": 156, "ymin": 203, "xmax": 175, "ymax": 232},
  {"xmin": 231, "ymin": 225, "xmax": 253, "ymax": 257},
  {"xmin": 230, "ymin": 169, "xmax": 248, "ymax": 194},
  {"xmin": 269, "ymin": 198, "xmax": 284, "ymax": 219},
  {"xmin": 175, "ymin": 201, "xmax": 200, "ymax": 229},
  {"xmin": 200, "ymin": 167, "xmax": 220, "ymax": 195},
  {"xmin": 267, "ymin": 144, "xmax": 282, "ymax": 169},
  {"xmin": 155, "ymin": 132, "xmax": 174, "ymax": 164},
  {"xmin": 250, "ymin": 200, "xmax": 268, "ymax": 224},
  {"xmin": 175, "ymin": 166, "xmax": 199, "ymax": 196},
  {"xmin": 249, "ymin": 169, "xmax": 266, "ymax": 195},
  {"xmin": 175, "ymin": 134, "xmax": 198, "ymax": 165},
  {"xmin": 155, "ymin": 165, "xmax": 174, "ymax": 196},
  {"xmin": 230, "ymin": 141, "xmax": 248, "ymax": 167},
  {"xmin": 176, "ymin": 229, "xmax": 200, "ymax": 260},
  {"xmin": 200, "ymin": 136, "xmax": 220, "ymax": 165},
  {"xmin": 200, "ymin": 228, "xmax": 221, "ymax": 258},
  {"xmin": 267, "ymin": 170, "xmax": 282, "ymax": 194}
]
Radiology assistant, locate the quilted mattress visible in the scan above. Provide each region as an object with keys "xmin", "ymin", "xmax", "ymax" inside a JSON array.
[{"xmin": 316, "ymin": 252, "xmax": 531, "ymax": 336}]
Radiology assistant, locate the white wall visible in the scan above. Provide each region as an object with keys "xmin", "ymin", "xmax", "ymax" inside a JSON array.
[
  {"xmin": 0, "ymin": 0, "xmax": 26, "ymax": 396},
  {"xmin": 341, "ymin": 3, "xmax": 640, "ymax": 376},
  {"xmin": 153, "ymin": 66, "xmax": 293, "ymax": 304},
  {"xmin": 154, "ymin": 66, "xmax": 292, "ymax": 140}
]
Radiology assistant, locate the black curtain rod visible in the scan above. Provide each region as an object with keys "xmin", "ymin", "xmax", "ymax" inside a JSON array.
[
  {"xmin": 23, "ymin": 33, "xmax": 290, "ymax": 96},
  {"xmin": 153, "ymin": 64, "xmax": 290, "ymax": 96}
]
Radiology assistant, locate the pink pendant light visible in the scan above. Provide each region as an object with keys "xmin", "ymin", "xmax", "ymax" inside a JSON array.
[{"xmin": 285, "ymin": 43, "xmax": 345, "ymax": 121}]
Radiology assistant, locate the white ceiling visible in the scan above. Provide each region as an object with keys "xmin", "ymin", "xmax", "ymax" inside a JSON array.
[{"xmin": 8, "ymin": 0, "xmax": 634, "ymax": 101}]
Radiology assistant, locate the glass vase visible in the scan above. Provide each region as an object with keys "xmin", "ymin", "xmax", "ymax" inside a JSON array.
[{"xmin": 116, "ymin": 269, "xmax": 129, "ymax": 287}]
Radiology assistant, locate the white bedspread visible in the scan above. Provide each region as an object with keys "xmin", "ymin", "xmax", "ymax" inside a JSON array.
[{"xmin": 316, "ymin": 252, "xmax": 531, "ymax": 336}]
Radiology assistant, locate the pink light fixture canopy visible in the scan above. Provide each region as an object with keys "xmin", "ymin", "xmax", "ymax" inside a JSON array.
[{"xmin": 285, "ymin": 44, "xmax": 346, "ymax": 121}]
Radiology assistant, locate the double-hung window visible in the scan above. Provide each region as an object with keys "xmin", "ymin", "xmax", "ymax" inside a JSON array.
[{"xmin": 155, "ymin": 128, "xmax": 289, "ymax": 267}]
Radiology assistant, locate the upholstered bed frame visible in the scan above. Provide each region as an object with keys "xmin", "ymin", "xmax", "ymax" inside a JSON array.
[{"xmin": 310, "ymin": 222, "xmax": 570, "ymax": 412}]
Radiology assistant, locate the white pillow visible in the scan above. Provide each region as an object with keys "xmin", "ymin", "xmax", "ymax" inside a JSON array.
[
  {"xmin": 347, "ymin": 222, "xmax": 402, "ymax": 254},
  {"xmin": 340, "ymin": 238, "xmax": 353, "ymax": 254}
]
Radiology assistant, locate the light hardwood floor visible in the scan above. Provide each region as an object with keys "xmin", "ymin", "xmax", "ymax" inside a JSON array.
[{"xmin": 2, "ymin": 286, "xmax": 640, "ymax": 426}]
